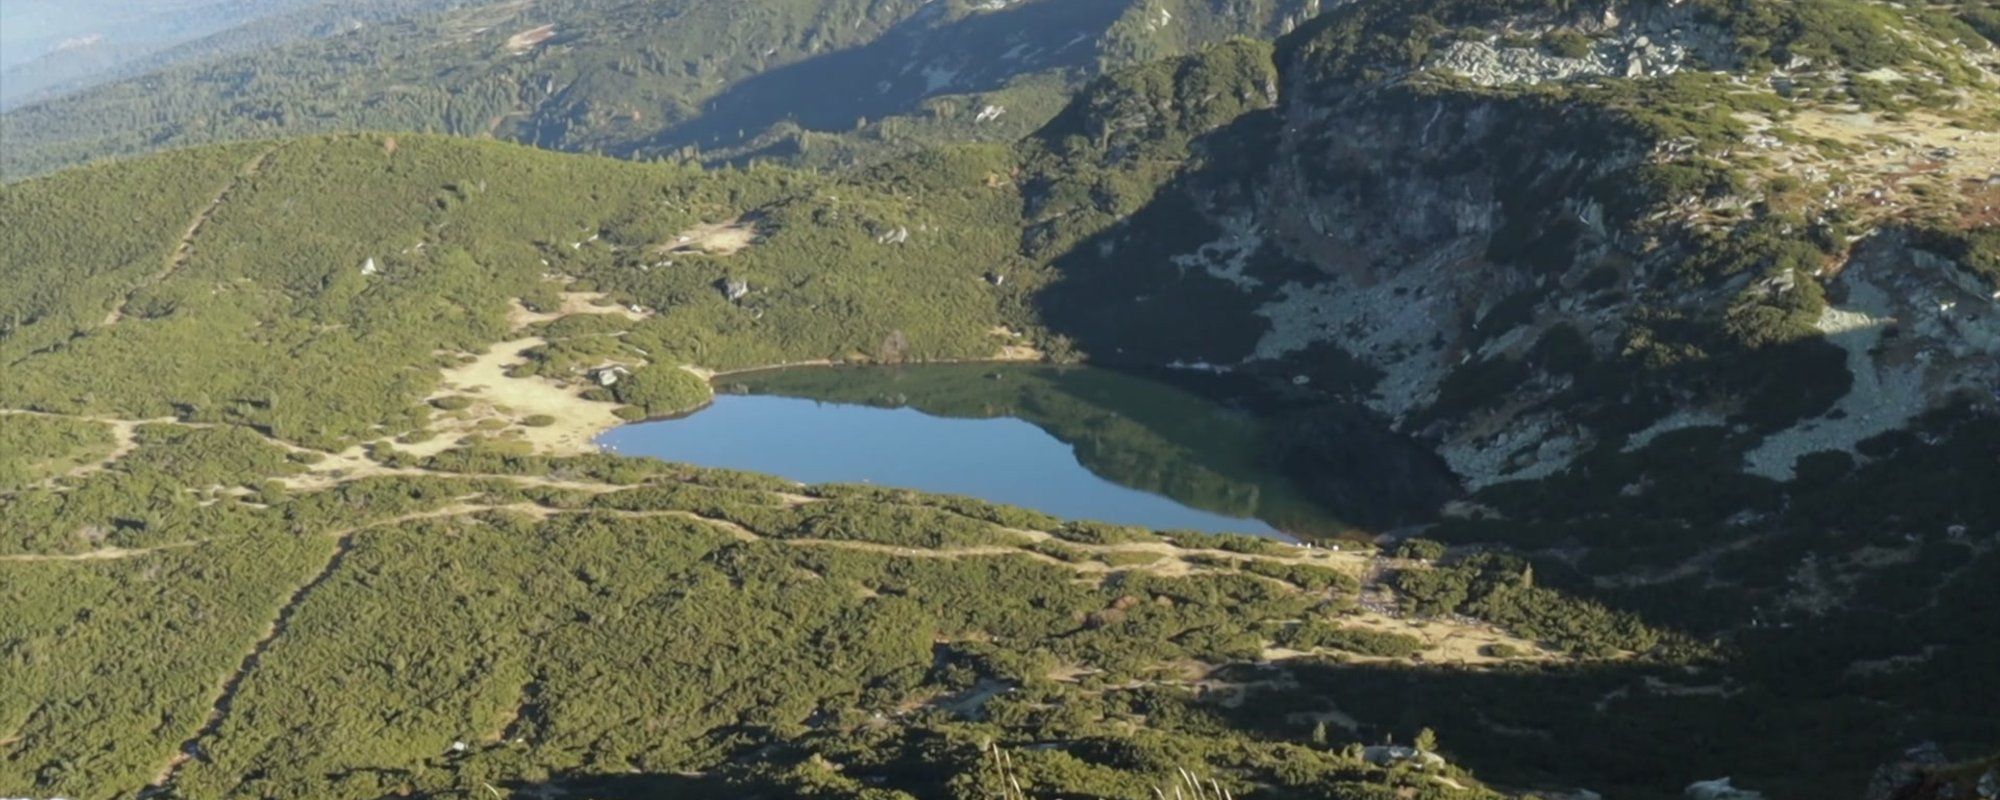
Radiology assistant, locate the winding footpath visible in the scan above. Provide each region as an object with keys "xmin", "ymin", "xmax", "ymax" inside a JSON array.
[{"xmin": 2, "ymin": 404, "xmax": 1552, "ymax": 797}]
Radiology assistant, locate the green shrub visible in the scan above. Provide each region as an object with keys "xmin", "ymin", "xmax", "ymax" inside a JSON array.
[
  {"xmin": 611, "ymin": 366, "xmax": 714, "ymax": 418},
  {"xmin": 1055, "ymin": 520, "xmax": 1160, "ymax": 545},
  {"xmin": 1279, "ymin": 621, "xmax": 1426, "ymax": 658},
  {"xmin": 1394, "ymin": 538, "xmax": 1448, "ymax": 561},
  {"xmin": 1027, "ymin": 540, "xmax": 1093, "ymax": 563},
  {"xmin": 1099, "ymin": 550, "xmax": 1167, "ymax": 567},
  {"xmin": 1544, "ymin": 30, "xmax": 1595, "ymax": 59},
  {"xmin": 1392, "ymin": 554, "xmax": 1670, "ymax": 657},
  {"xmin": 1238, "ymin": 560, "xmax": 1361, "ymax": 594},
  {"xmin": 124, "ymin": 424, "xmax": 302, "ymax": 486},
  {"xmin": 0, "ymin": 414, "xmax": 114, "ymax": 489},
  {"xmin": 1962, "ymin": 7, "xmax": 2000, "ymax": 44},
  {"xmin": 1912, "ymin": 225, "xmax": 2000, "ymax": 290},
  {"xmin": 1166, "ymin": 530, "xmax": 1289, "ymax": 555}
]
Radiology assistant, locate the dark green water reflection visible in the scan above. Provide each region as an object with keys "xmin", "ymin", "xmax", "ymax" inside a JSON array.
[{"xmin": 713, "ymin": 364, "xmax": 1359, "ymax": 538}]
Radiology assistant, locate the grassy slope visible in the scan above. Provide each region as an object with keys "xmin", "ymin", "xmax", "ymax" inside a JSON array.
[
  {"xmin": 0, "ymin": 133, "xmax": 1023, "ymax": 449},
  {"xmin": 1, "ymin": 424, "xmax": 1561, "ymax": 799}
]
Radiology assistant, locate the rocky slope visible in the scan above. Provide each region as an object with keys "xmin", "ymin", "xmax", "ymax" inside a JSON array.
[
  {"xmin": 1004, "ymin": 10, "xmax": 2000, "ymax": 794},
  {"xmin": 1027, "ymin": 0, "xmax": 2000, "ymax": 489}
]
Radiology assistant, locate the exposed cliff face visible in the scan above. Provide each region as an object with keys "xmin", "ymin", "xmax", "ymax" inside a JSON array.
[
  {"xmin": 1233, "ymin": 87, "xmax": 1676, "ymax": 485},
  {"xmin": 1030, "ymin": 0, "xmax": 2000, "ymax": 489},
  {"xmin": 1255, "ymin": 91, "xmax": 1636, "ymax": 398},
  {"xmin": 1741, "ymin": 235, "xmax": 2000, "ymax": 478}
]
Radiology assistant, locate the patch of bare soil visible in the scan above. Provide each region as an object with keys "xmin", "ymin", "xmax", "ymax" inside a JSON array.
[
  {"xmin": 989, "ymin": 326, "xmax": 1044, "ymax": 361},
  {"xmin": 413, "ymin": 336, "xmax": 625, "ymax": 457},
  {"xmin": 0, "ymin": 540, "xmax": 209, "ymax": 563},
  {"xmin": 506, "ymin": 292, "xmax": 651, "ymax": 331},
  {"xmin": 656, "ymin": 218, "xmax": 761, "ymax": 256},
  {"xmin": 504, "ymin": 24, "xmax": 555, "ymax": 54}
]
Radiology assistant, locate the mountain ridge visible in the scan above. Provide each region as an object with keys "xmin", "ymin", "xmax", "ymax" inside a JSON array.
[
  {"xmin": 2, "ymin": 0, "xmax": 1998, "ymax": 796},
  {"xmin": 0, "ymin": 0, "xmax": 1318, "ymax": 179}
]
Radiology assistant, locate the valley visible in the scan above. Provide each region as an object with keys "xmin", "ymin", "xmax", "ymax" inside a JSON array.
[{"xmin": 2, "ymin": 0, "xmax": 1999, "ymax": 797}]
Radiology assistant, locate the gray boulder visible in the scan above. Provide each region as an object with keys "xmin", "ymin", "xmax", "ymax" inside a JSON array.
[{"xmin": 1685, "ymin": 778, "xmax": 1764, "ymax": 800}]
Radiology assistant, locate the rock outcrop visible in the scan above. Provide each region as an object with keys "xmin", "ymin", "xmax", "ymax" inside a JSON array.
[{"xmin": 1031, "ymin": 0, "xmax": 2000, "ymax": 488}]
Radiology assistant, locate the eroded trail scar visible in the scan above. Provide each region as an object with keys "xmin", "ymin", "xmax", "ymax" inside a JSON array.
[
  {"xmin": 0, "ymin": 540, "xmax": 207, "ymax": 563},
  {"xmin": 140, "ymin": 505, "xmax": 481, "ymax": 795},
  {"xmin": 142, "ymin": 534, "xmax": 352, "ymax": 795},
  {"xmin": 104, "ymin": 144, "xmax": 281, "ymax": 327}
]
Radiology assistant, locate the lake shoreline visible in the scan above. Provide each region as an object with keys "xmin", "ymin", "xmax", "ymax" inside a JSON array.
[
  {"xmin": 612, "ymin": 353, "xmax": 1064, "ymax": 429},
  {"xmin": 596, "ymin": 363, "xmax": 1375, "ymax": 539},
  {"xmin": 700, "ymin": 351, "xmax": 1049, "ymax": 381}
]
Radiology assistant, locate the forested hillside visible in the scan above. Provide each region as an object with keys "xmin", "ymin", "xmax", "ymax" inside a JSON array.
[
  {"xmin": 3, "ymin": 0, "xmax": 2000, "ymax": 797},
  {"xmin": 0, "ymin": 0, "xmax": 1316, "ymax": 178},
  {"xmin": 0, "ymin": 129, "xmax": 1647, "ymax": 799}
]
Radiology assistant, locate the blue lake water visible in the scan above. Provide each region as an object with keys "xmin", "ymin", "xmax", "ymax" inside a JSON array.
[{"xmin": 597, "ymin": 393, "xmax": 1288, "ymax": 537}]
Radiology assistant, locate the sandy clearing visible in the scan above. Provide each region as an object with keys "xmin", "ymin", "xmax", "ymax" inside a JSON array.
[
  {"xmin": 656, "ymin": 218, "xmax": 761, "ymax": 256},
  {"xmin": 0, "ymin": 409, "xmax": 628, "ymax": 495},
  {"xmin": 989, "ymin": 326, "xmax": 1045, "ymax": 361},
  {"xmin": 1255, "ymin": 611, "xmax": 1559, "ymax": 668},
  {"xmin": 0, "ymin": 540, "xmax": 210, "ymax": 563},
  {"xmin": 504, "ymin": 24, "xmax": 555, "ymax": 54},
  {"xmin": 1037, "ymin": 533, "xmax": 1574, "ymax": 666},
  {"xmin": 506, "ymin": 292, "xmax": 650, "ymax": 331},
  {"xmin": 0, "ymin": 411, "xmax": 407, "ymax": 493},
  {"xmin": 344, "ymin": 291, "xmax": 659, "ymax": 463},
  {"xmin": 751, "ymin": 521, "xmax": 1547, "ymax": 666},
  {"xmin": 414, "ymin": 336, "xmax": 625, "ymax": 457}
]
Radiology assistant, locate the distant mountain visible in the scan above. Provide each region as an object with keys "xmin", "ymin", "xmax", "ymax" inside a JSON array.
[
  {"xmin": 0, "ymin": 0, "xmax": 1316, "ymax": 178},
  {"xmin": 1, "ymin": 0, "xmax": 246, "ymax": 69},
  {"xmin": 1, "ymin": 0, "xmax": 328, "ymax": 108},
  {"xmin": 0, "ymin": 0, "xmax": 465, "ymax": 111}
]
